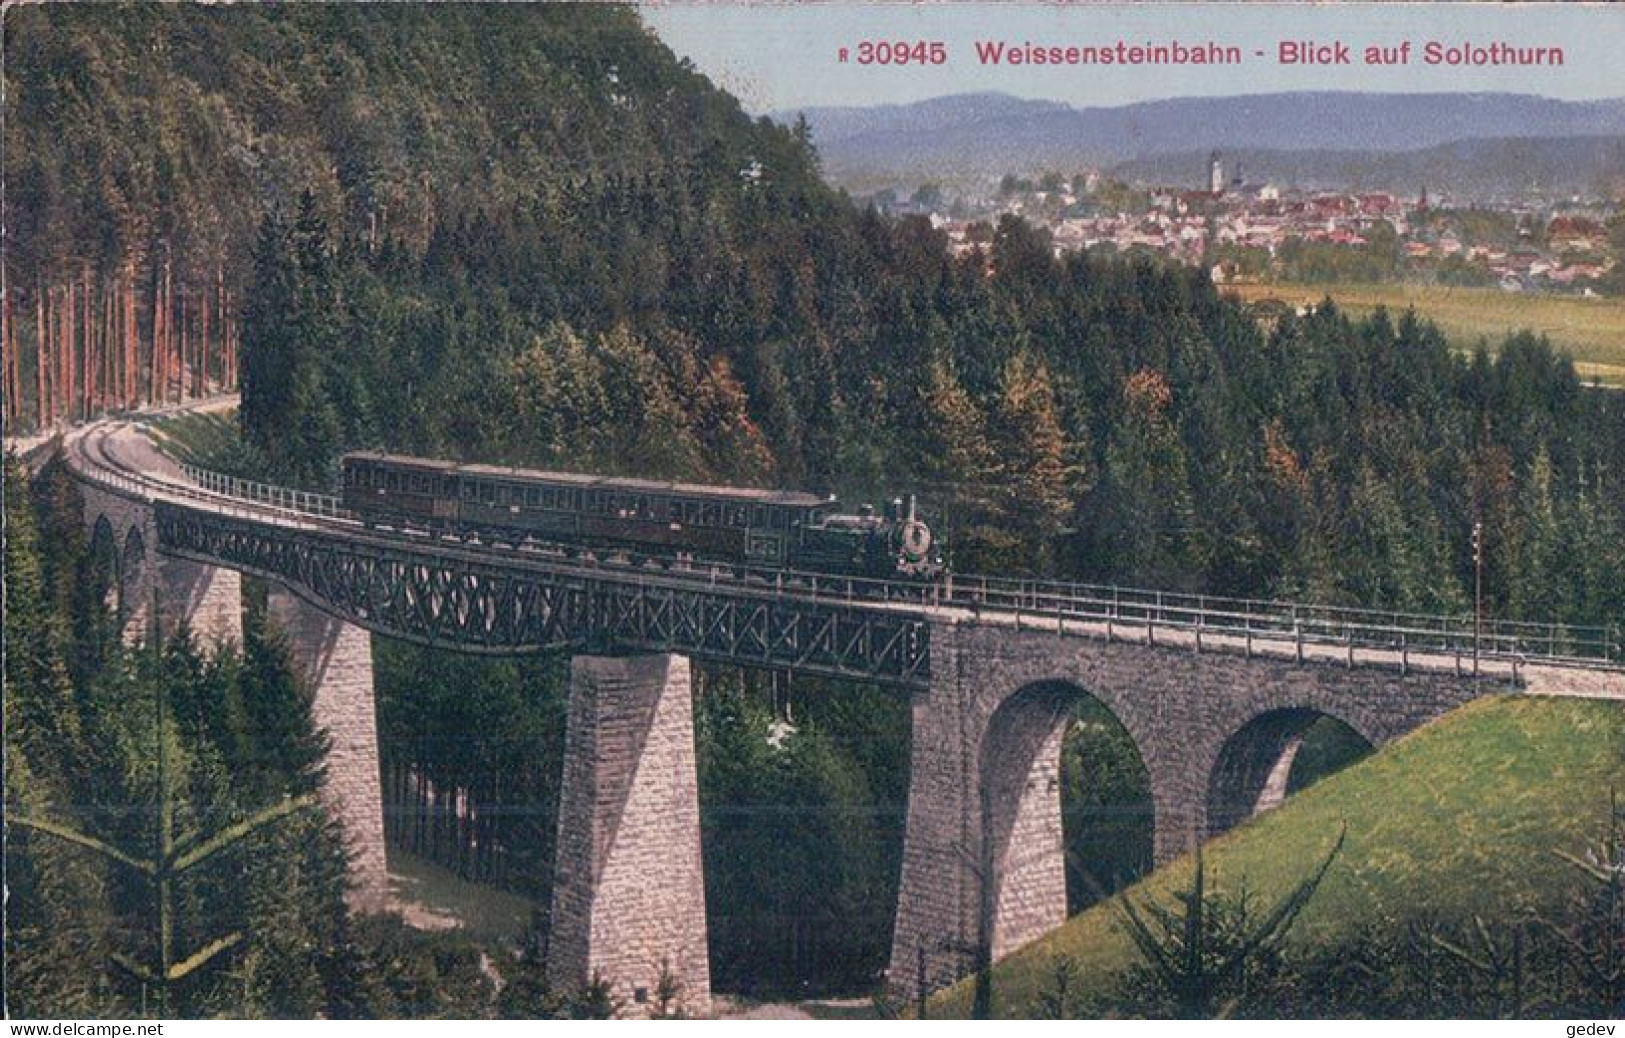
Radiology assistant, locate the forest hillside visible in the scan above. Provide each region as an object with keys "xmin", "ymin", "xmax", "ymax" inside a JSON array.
[{"xmin": 7, "ymin": 3, "xmax": 1623, "ymax": 1012}]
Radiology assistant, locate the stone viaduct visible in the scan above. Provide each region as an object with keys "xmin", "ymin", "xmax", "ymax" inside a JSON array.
[
  {"xmin": 60, "ymin": 421, "xmax": 1620, "ymax": 1015},
  {"xmin": 890, "ymin": 621, "xmax": 1494, "ymax": 993}
]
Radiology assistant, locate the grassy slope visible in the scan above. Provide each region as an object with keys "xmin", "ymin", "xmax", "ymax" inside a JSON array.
[
  {"xmin": 146, "ymin": 408, "xmax": 266, "ymax": 478},
  {"xmin": 929, "ymin": 695, "xmax": 1625, "ymax": 1018},
  {"xmin": 147, "ymin": 410, "xmax": 237, "ymax": 461},
  {"xmin": 1225, "ymin": 283, "xmax": 1625, "ymax": 386}
]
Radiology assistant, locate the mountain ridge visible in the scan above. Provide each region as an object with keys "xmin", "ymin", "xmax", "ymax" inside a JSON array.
[
  {"xmin": 771, "ymin": 90, "xmax": 1625, "ymax": 192},
  {"xmin": 1112, "ymin": 134, "xmax": 1625, "ymax": 196}
]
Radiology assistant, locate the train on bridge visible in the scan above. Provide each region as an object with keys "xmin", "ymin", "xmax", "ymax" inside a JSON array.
[{"xmin": 341, "ymin": 452, "xmax": 945, "ymax": 580}]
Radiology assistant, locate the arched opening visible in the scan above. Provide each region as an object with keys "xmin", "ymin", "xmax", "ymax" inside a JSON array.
[
  {"xmin": 120, "ymin": 526, "xmax": 149, "ymax": 640},
  {"xmin": 1061, "ymin": 699, "xmax": 1155, "ymax": 913},
  {"xmin": 1207, "ymin": 708, "xmax": 1373, "ymax": 838},
  {"xmin": 82, "ymin": 516, "xmax": 123, "ymax": 662},
  {"xmin": 1286, "ymin": 715, "xmax": 1374, "ymax": 794},
  {"xmin": 88, "ymin": 516, "xmax": 119, "ymax": 614},
  {"xmin": 981, "ymin": 682, "xmax": 1152, "ymax": 961}
]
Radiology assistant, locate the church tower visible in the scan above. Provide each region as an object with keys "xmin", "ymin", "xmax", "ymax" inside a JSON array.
[{"xmin": 1208, "ymin": 150, "xmax": 1224, "ymax": 194}]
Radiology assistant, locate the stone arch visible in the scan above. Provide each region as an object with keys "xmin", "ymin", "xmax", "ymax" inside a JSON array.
[
  {"xmin": 1206, "ymin": 706, "xmax": 1376, "ymax": 838},
  {"xmin": 121, "ymin": 524, "xmax": 150, "ymax": 641},
  {"xmin": 88, "ymin": 515, "xmax": 120, "ymax": 615},
  {"xmin": 892, "ymin": 621, "xmax": 1491, "ymax": 1002},
  {"xmin": 980, "ymin": 679, "xmax": 1153, "ymax": 961}
]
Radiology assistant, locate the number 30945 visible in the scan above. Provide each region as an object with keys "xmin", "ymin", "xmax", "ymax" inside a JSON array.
[{"xmin": 856, "ymin": 41, "xmax": 948, "ymax": 65}]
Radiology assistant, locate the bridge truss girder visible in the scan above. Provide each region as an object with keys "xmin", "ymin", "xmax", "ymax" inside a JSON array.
[{"xmin": 155, "ymin": 503, "xmax": 930, "ymax": 686}]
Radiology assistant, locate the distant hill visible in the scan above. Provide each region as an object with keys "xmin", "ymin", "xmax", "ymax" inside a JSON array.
[
  {"xmin": 1113, "ymin": 135, "xmax": 1625, "ymax": 198},
  {"xmin": 927, "ymin": 695, "xmax": 1625, "ymax": 1017},
  {"xmin": 774, "ymin": 91, "xmax": 1625, "ymax": 194},
  {"xmin": 778, "ymin": 91, "xmax": 1072, "ymax": 146}
]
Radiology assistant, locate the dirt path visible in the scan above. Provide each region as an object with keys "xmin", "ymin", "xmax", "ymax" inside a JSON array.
[{"xmin": 387, "ymin": 850, "xmax": 537, "ymax": 949}]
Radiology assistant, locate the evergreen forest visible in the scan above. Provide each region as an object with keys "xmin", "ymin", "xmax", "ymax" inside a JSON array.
[{"xmin": 5, "ymin": 3, "xmax": 1622, "ymax": 1016}]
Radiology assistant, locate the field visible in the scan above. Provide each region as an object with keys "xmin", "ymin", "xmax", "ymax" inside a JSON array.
[
  {"xmin": 1226, "ymin": 283, "xmax": 1625, "ymax": 387},
  {"xmin": 928, "ymin": 694, "xmax": 1625, "ymax": 1018}
]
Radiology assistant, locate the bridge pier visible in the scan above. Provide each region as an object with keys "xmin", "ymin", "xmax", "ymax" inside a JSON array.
[
  {"xmin": 547, "ymin": 653, "xmax": 711, "ymax": 1019},
  {"xmin": 1149, "ymin": 761, "xmax": 1212, "ymax": 866},
  {"xmin": 888, "ymin": 647, "xmax": 1106, "ymax": 1004},
  {"xmin": 889, "ymin": 626, "xmax": 1077, "ymax": 1002},
  {"xmin": 116, "ymin": 523, "xmax": 154, "ymax": 643},
  {"xmin": 267, "ymin": 586, "xmax": 390, "ymax": 914},
  {"xmin": 1254, "ymin": 732, "xmax": 1306, "ymax": 815},
  {"xmin": 981, "ymin": 687, "xmax": 1070, "ymax": 963},
  {"xmin": 82, "ymin": 487, "xmax": 243, "ymax": 648},
  {"xmin": 158, "ymin": 556, "xmax": 243, "ymax": 648}
]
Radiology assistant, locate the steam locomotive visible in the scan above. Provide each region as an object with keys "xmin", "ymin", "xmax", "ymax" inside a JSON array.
[{"xmin": 340, "ymin": 452, "xmax": 944, "ymax": 580}]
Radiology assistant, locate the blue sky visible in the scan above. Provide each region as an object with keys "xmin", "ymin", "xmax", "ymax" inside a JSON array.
[{"xmin": 638, "ymin": 3, "xmax": 1625, "ymax": 113}]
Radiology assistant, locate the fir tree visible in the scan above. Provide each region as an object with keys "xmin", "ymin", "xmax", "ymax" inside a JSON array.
[{"xmin": 987, "ymin": 351, "xmax": 1083, "ymax": 572}]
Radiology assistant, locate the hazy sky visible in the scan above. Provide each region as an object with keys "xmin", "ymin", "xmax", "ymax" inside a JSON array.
[{"xmin": 638, "ymin": 2, "xmax": 1625, "ymax": 113}]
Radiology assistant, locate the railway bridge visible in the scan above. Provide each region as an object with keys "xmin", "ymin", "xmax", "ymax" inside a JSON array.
[{"xmin": 56, "ymin": 418, "xmax": 1625, "ymax": 1015}]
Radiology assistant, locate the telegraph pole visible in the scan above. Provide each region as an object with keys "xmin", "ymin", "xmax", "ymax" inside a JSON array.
[{"xmin": 1472, "ymin": 520, "xmax": 1483, "ymax": 677}]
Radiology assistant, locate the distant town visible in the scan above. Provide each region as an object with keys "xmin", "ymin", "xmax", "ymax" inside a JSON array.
[{"xmin": 866, "ymin": 151, "xmax": 1623, "ymax": 295}]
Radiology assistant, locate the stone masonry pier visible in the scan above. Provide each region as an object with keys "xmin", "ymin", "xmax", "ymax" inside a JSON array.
[
  {"xmin": 84, "ymin": 484, "xmax": 244, "ymax": 648},
  {"xmin": 268, "ymin": 585, "xmax": 391, "ymax": 914},
  {"xmin": 80, "ymin": 479, "xmax": 390, "ymax": 914},
  {"xmin": 547, "ymin": 653, "xmax": 712, "ymax": 1018}
]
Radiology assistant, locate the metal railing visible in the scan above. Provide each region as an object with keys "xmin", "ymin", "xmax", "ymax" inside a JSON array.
[
  {"xmin": 177, "ymin": 462, "xmax": 343, "ymax": 518},
  {"xmin": 940, "ymin": 575, "xmax": 1619, "ymax": 667},
  {"xmin": 66, "ymin": 426, "xmax": 341, "ymax": 533},
  {"xmin": 710, "ymin": 565, "xmax": 1620, "ymax": 667},
  {"xmin": 82, "ymin": 440, "xmax": 1623, "ymax": 671}
]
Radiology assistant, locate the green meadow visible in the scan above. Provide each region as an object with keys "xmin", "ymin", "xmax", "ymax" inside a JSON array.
[{"xmin": 930, "ymin": 695, "xmax": 1625, "ymax": 1017}]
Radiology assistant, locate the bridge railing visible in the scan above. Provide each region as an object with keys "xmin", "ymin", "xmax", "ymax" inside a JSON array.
[
  {"xmin": 68, "ymin": 428, "xmax": 340, "ymax": 531},
  {"xmin": 941, "ymin": 574, "xmax": 1618, "ymax": 666},
  {"xmin": 69, "ymin": 451, "xmax": 157, "ymax": 503},
  {"xmin": 176, "ymin": 462, "xmax": 343, "ymax": 518},
  {"xmin": 111, "ymin": 451, "xmax": 1622, "ymax": 669},
  {"xmin": 742, "ymin": 566, "xmax": 1618, "ymax": 666}
]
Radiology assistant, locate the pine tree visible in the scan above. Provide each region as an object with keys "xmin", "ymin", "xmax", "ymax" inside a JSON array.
[
  {"xmin": 1337, "ymin": 464, "xmax": 1439, "ymax": 611},
  {"xmin": 1538, "ymin": 794, "xmax": 1624, "ymax": 1016},
  {"xmin": 506, "ymin": 321, "xmax": 609, "ymax": 467},
  {"xmin": 3, "ymin": 458, "xmax": 85, "ymax": 764},
  {"xmin": 914, "ymin": 359, "xmax": 999, "ymax": 569},
  {"xmin": 589, "ymin": 324, "xmax": 705, "ymax": 479},
  {"xmin": 7, "ymin": 458, "xmax": 360, "ymax": 1017},
  {"xmin": 239, "ymin": 195, "xmax": 343, "ymax": 487},
  {"xmin": 1098, "ymin": 368, "xmax": 1197, "ymax": 587},
  {"xmin": 1112, "ymin": 829, "xmax": 1344, "ymax": 1018},
  {"xmin": 1553, "ymin": 473, "xmax": 1625, "ymax": 641},
  {"xmin": 1508, "ymin": 446, "xmax": 1563, "ymax": 622},
  {"xmin": 3, "ymin": 458, "xmax": 116, "ymax": 1015},
  {"xmin": 239, "ymin": 213, "xmax": 299, "ymax": 459},
  {"xmin": 692, "ymin": 355, "xmax": 773, "ymax": 484},
  {"xmin": 986, "ymin": 351, "xmax": 1083, "ymax": 572},
  {"xmin": 11, "ymin": 636, "xmax": 325, "ymax": 1017}
]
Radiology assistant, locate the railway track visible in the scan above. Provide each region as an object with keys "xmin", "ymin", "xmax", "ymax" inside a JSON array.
[{"xmin": 65, "ymin": 418, "xmax": 1624, "ymax": 675}]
